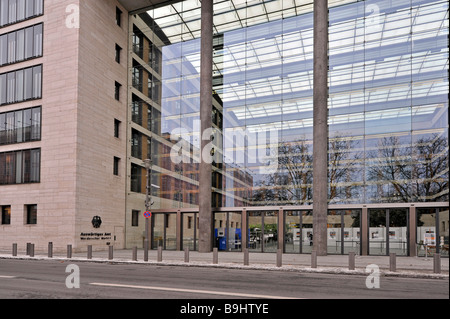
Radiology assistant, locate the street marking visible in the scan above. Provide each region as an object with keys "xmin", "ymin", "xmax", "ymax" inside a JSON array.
[
  {"xmin": 0, "ymin": 276, "xmax": 16, "ymax": 279},
  {"xmin": 90, "ymin": 282, "xmax": 302, "ymax": 299}
]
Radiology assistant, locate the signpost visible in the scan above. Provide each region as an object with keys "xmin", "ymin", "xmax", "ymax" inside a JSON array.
[{"xmin": 144, "ymin": 211, "xmax": 152, "ymax": 219}]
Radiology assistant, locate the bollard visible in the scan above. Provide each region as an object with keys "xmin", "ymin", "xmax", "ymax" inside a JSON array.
[
  {"xmin": 389, "ymin": 253, "xmax": 396, "ymax": 272},
  {"xmin": 29, "ymin": 244, "xmax": 34, "ymax": 257},
  {"xmin": 87, "ymin": 245, "xmax": 92, "ymax": 260},
  {"xmin": 311, "ymin": 251, "xmax": 317, "ymax": 268},
  {"xmin": 67, "ymin": 244, "xmax": 72, "ymax": 259},
  {"xmin": 108, "ymin": 245, "xmax": 114, "ymax": 260},
  {"xmin": 26, "ymin": 243, "xmax": 31, "ymax": 256},
  {"xmin": 48, "ymin": 242, "xmax": 53, "ymax": 258},
  {"xmin": 157, "ymin": 246, "xmax": 163, "ymax": 262},
  {"xmin": 244, "ymin": 248, "xmax": 249, "ymax": 266},
  {"xmin": 144, "ymin": 241, "xmax": 148, "ymax": 262},
  {"xmin": 349, "ymin": 251, "xmax": 355, "ymax": 270},
  {"xmin": 213, "ymin": 247, "xmax": 218, "ymax": 264},
  {"xmin": 276, "ymin": 249, "xmax": 282, "ymax": 267},
  {"xmin": 184, "ymin": 247, "xmax": 189, "ymax": 263},
  {"xmin": 132, "ymin": 246, "xmax": 137, "ymax": 261},
  {"xmin": 433, "ymin": 253, "xmax": 441, "ymax": 274},
  {"xmin": 12, "ymin": 243, "xmax": 17, "ymax": 257}
]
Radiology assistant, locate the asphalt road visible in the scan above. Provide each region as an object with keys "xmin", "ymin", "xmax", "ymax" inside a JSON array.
[{"xmin": 0, "ymin": 259, "xmax": 448, "ymax": 302}]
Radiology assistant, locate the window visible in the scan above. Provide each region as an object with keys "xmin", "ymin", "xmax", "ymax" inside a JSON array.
[
  {"xmin": 25, "ymin": 204, "xmax": 37, "ymax": 225},
  {"xmin": 0, "ymin": 148, "xmax": 40, "ymax": 185},
  {"xmin": 1, "ymin": 205, "xmax": 11, "ymax": 225},
  {"xmin": 0, "ymin": 0, "xmax": 44, "ymax": 28},
  {"xmin": 114, "ymin": 119, "xmax": 120, "ymax": 138},
  {"xmin": 0, "ymin": 107, "xmax": 41, "ymax": 145},
  {"xmin": 116, "ymin": 7, "xmax": 122, "ymax": 27},
  {"xmin": 131, "ymin": 210, "xmax": 139, "ymax": 227},
  {"xmin": 0, "ymin": 64, "xmax": 42, "ymax": 106},
  {"xmin": 113, "ymin": 157, "xmax": 120, "ymax": 176},
  {"xmin": 115, "ymin": 44, "xmax": 122, "ymax": 63},
  {"xmin": 0, "ymin": 23, "xmax": 43, "ymax": 66},
  {"xmin": 114, "ymin": 81, "xmax": 121, "ymax": 101},
  {"xmin": 130, "ymin": 164, "xmax": 141, "ymax": 193}
]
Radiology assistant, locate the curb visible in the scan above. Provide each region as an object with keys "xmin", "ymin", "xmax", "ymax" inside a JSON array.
[{"xmin": 1, "ymin": 255, "xmax": 448, "ymax": 280}]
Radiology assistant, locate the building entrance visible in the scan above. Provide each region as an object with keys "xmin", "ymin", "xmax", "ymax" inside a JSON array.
[{"xmin": 368, "ymin": 208, "xmax": 409, "ymax": 256}]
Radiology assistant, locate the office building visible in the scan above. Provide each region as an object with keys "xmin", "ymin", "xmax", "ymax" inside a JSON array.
[{"xmin": 1, "ymin": 0, "xmax": 448, "ymax": 257}]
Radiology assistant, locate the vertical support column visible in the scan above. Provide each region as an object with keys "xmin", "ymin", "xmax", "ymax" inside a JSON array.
[
  {"xmin": 241, "ymin": 208, "xmax": 247, "ymax": 250},
  {"xmin": 149, "ymin": 214, "xmax": 154, "ymax": 250},
  {"xmin": 313, "ymin": 0, "xmax": 329, "ymax": 257},
  {"xmin": 277, "ymin": 208, "xmax": 284, "ymax": 252},
  {"xmin": 198, "ymin": 0, "xmax": 214, "ymax": 253},
  {"xmin": 361, "ymin": 206, "xmax": 368, "ymax": 256},
  {"xmin": 409, "ymin": 206, "xmax": 416, "ymax": 257},
  {"xmin": 176, "ymin": 210, "xmax": 182, "ymax": 251}
]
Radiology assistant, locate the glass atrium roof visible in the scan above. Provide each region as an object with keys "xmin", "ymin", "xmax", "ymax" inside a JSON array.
[
  {"xmin": 146, "ymin": 0, "xmax": 449, "ymax": 129},
  {"xmin": 148, "ymin": 0, "xmax": 359, "ymax": 43}
]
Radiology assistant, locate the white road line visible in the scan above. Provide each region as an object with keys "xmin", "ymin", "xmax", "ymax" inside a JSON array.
[
  {"xmin": 89, "ymin": 282, "xmax": 302, "ymax": 299},
  {"xmin": 0, "ymin": 276, "xmax": 16, "ymax": 279}
]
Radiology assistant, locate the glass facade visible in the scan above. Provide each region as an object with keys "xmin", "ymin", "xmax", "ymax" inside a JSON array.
[
  {"xmin": 136, "ymin": 0, "xmax": 448, "ymax": 209},
  {"xmin": 128, "ymin": 0, "xmax": 448, "ymax": 254}
]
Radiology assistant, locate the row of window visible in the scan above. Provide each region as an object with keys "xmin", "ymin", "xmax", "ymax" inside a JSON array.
[
  {"xmin": 0, "ymin": 23, "xmax": 42, "ymax": 66},
  {"xmin": 0, "ymin": 64, "xmax": 42, "ymax": 105},
  {"xmin": 0, "ymin": 204, "xmax": 37, "ymax": 225},
  {"xmin": 0, "ymin": 106, "xmax": 41, "ymax": 145},
  {"xmin": 0, "ymin": 0, "xmax": 43, "ymax": 28},
  {"xmin": 0, "ymin": 148, "xmax": 40, "ymax": 185}
]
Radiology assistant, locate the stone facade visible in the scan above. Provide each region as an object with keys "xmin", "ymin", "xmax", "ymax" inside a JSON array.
[{"xmin": 0, "ymin": 0, "xmax": 128, "ymax": 253}]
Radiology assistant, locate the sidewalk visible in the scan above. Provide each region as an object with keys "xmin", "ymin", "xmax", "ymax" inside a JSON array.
[{"xmin": 1, "ymin": 248, "xmax": 448, "ymax": 279}]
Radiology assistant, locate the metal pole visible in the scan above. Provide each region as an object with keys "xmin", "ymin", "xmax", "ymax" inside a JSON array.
[
  {"xmin": 144, "ymin": 159, "xmax": 152, "ymax": 257},
  {"xmin": 213, "ymin": 247, "xmax": 218, "ymax": 264},
  {"xmin": 12, "ymin": 243, "xmax": 17, "ymax": 257},
  {"xmin": 30, "ymin": 244, "xmax": 34, "ymax": 257},
  {"xmin": 144, "ymin": 240, "xmax": 148, "ymax": 262},
  {"xmin": 67, "ymin": 245, "xmax": 72, "ymax": 259},
  {"xmin": 349, "ymin": 251, "xmax": 355, "ymax": 270},
  {"xmin": 108, "ymin": 245, "xmax": 114, "ymax": 260},
  {"xmin": 311, "ymin": 251, "xmax": 317, "ymax": 268},
  {"xmin": 157, "ymin": 246, "xmax": 163, "ymax": 262},
  {"xmin": 48, "ymin": 242, "xmax": 53, "ymax": 258},
  {"xmin": 87, "ymin": 245, "xmax": 92, "ymax": 259},
  {"xmin": 433, "ymin": 253, "xmax": 441, "ymax": 274},
  {"xmin": 312, "ymin": 0, "xmax": 329, "ymax": 257},
  {"xmin": 132, "ymin": 246, "xmax": 137, "ymax": 261},
  {"xmin": 390, "ymin": 253, "xmax": 396, "ymax": 272},
  {"xmin": 276, "ymin": 249, "xmax": 282, "ymax": 268},
  {"xmin": 184, "ymin": 247, "xmax": 189, "ymax": 263},
  {"xmin": 244, "ymin": 248, "xmax": 249, "ymax": 266}
]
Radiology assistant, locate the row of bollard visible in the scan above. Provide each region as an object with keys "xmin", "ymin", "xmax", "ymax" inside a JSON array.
[{"xmin": 10, "ymin": 243, "xmax": 443, "ymax": 274}]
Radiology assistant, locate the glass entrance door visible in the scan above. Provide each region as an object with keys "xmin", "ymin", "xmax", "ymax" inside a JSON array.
[
  {"xmin": 369, "ymin": 208, "xmax": 409, "ymax": 256},
  {"xmin": 152, "ymin": 213, "xmax": 177, "ymax": 250},
  {"xmin": 214, "ymin": 212, "xmax": 242, "ymax": 252},
  {"xmin": 327, "ymin": 210, "xmax": 361, "ymax": 255}
]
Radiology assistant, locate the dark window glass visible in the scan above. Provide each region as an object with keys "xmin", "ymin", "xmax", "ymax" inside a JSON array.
[
  {"xmin": 116, "ymin": 7, "xmax": 122, "ymax": 27},
  {"xmin": 113, "ymin": 157, "xmax": 120, "ymax": 176},
  {"xmin": 1, "ymin": 205, "xmax": 11, "ymax": 225},
  {"xmin": 131, "ymin": 210, "xmax": 139, "ymax": 227},
  {"xmin": 26, "ymin": 204, "xmax": 37, "ymax": 225}
]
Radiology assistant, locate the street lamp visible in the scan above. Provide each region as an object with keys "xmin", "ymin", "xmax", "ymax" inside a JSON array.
[{"xmin": 143, "ymin": 158, "xmax": 152, "ymax": 261}]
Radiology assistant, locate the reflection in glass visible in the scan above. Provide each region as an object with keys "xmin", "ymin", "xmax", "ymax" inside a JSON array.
[
  {"xmin": 182, "ymin": 213, "xmax": 197, "ymax": 251},
  {"xmin": 417, "ymin": 208, "xmax": 449, "ymax": 257}
]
